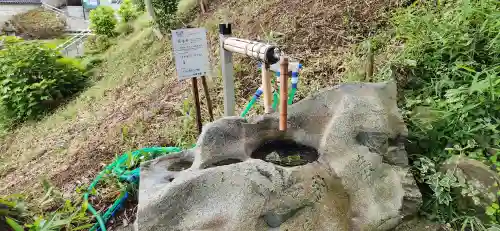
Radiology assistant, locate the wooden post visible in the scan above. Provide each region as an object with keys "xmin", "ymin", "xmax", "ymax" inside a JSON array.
[
  {"xmin": 262, "ymin": 63, "xmax": 272, "ymax": 113},
  {"xmin": 201, "ymin": 76, "xmax": 214, "ymax": 121},
  {"xmin": 219, "ymin": 23, "xmax": 235, "ymax": 116},
  {"xmin": 279, "ymin": 57, "xmax": 288, "ymax": 131},
  {"xmin": 191, "ymin": 78, "xmax": 203, "ymax": 134},
  {"xmin": 365, "ymin": 41, "xmax": 374, "ymax": 81}
]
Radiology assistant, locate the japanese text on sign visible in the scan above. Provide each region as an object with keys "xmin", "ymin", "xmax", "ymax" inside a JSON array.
[{"xmin": 171, "ymin": 28, "xmax": 210, "ymax": 81}]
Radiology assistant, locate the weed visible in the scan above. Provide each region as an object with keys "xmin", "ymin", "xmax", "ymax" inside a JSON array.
[
  {"xmin": 169, "ymin": 97, "xmax": 197, "ymax": 148},
  {"xmin": 84, "ymin": 35, "xmax": 114, "ymax": 54},
  {"xmin": 356, "ymin": 0, "xmax": 500, "ymax": 227},
  {"xmin": 116, "ymin": 22, "xmax": 135, "ymax": 36},
  {"xmin": 1, "ymin": 180, "xmax": 92, "ymax": 231},
  {"xmin": 177, "ymin": 0, "xmax": 198, "ymax": 16}
]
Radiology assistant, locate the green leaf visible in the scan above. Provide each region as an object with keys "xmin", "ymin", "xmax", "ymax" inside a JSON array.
[
  {"xmin": 6, "ymin": 217, "xmax": 24, "ymax": 231},
  {"xmin": 404, "ymin": 59, "xmax": 417, "ymax": 67},
  {"xmin": 456, "ymin": 64, "xmax": 476, "ymax": 73},
  {"xmin": 73, "ymin": 223, "xmax": 94, "ymax": 230},
  {"xmin": 490, "ymin": 155, "xmax": 497, "ymax": 163},
  {"xmin": 486, "ymin": 206, "xmax": 496, "ymax": 216}
]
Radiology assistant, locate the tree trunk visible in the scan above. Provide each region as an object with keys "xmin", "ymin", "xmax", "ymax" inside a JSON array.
[{"xmin": 144, "ymin": 0, "xmax": 164, "ymax": 39}]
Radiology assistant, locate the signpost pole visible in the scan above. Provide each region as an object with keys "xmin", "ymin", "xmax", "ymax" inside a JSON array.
[
  {"xmin": 219, "ymin": 23, "xmax": 235, "ymax": 116},
  {"xmin": 191, "ymin": 78, "xmax": 203, "ymax": 134},
  {"xmin": 201, "ymin": 76, "xmax": 214, "ymax": 121}
]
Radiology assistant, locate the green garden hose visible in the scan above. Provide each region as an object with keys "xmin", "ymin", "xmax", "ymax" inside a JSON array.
[
  {"xmin": 288, "ymin": 88, "xmax": 297, "ymax": 105},
  {"xmin": 85, "ymin": 147, "xmax": 182, "ymax": 231}
]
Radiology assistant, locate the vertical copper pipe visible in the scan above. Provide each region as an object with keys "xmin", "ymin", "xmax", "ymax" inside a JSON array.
[
  {"xmin": 201, "ymin": 76, "xmax": 214, "ymax": 122},
  {"xmin": 279, "ymin": 57, "xmax": 288, "ymax": 131},
  {"xmin": 191, "ymin": 78, "xmax": 202, "ymax": 134}
]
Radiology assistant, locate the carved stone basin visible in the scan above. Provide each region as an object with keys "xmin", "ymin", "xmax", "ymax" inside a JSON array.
[{"xmin": 135, "ymin": 82, "xmax": 422, "ymax": 231}]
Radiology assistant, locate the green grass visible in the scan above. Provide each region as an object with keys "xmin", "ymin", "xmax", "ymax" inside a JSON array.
[
  {"xmin": 345, "ymin": 0, "xmax": 500, "ymax": 228},
  {"xmin": 177, "ymin": 0, "xmax": 198, "ymax": 16},
  {"xmin": 40, "ymin": 36, "xmax": 71, "ymax": 47}
]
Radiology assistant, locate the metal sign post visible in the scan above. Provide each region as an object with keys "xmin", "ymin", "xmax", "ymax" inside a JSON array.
[
  {"xmin": 219, "ymin": 24, "xmax": 235, "ymax": 116},
  {"xmin": 172, "ymin": 27, "xmax": 213, "ymax": 134}
]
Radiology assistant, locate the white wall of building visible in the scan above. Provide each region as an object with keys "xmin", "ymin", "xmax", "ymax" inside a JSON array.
[{"xmin": 42, "ymin": 0, "xmax": 66, "ymax": 7}]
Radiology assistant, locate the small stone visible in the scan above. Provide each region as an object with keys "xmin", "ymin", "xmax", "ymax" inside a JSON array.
[
  {"xmin": 441, "ymin": 155, "xmax": 500, "ymax": 222},
  {"xmin": 265, "ymin": 151, "xmax": 281, "ymax": 163}
]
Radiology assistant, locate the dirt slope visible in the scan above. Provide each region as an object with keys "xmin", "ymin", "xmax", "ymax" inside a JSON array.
[{"xmin": 0, "ymin": 0, "xmax": 401, "ymax": 197}]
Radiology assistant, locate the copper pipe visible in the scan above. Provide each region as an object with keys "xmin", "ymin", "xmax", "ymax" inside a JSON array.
[{"xmin": 279, "ymin": 56, "xmax": 288, "ymax": 131}]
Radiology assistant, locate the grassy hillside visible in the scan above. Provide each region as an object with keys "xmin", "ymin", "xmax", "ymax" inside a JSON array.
[
  {"xmin": 0, "ymin": 0, "xmax": 399, "ymax": 198},
  {"xmin": 0, "ymin": 27, "xmax": 183, "ymax": 196}
]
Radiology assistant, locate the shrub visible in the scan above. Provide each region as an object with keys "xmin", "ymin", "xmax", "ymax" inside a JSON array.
[
  {"xmin": 0, "ymin": 42, "xmax": 87, "ymax": 121},
  {"xmin": 116, "ymin": 22, "xmax": 134, "ymax": 35},
  {"xmin": 132, "ymin": 0, "xmax": 145, "ymax": 11},
  {"xmin": 152, "ymin": 0, "xmax": 179, "ymax": 32},
  {"xmin": 9, "ymin": 8, "xmax": 66, "ymax": 39},
  {"xmin": 370, "ymin": 0, "xmax": 499, "ymax": 226},
  {"xmin": 0, "ymin": 35, "xmax": 22, "ymax": 49},
  {"xmin": 89, "ymin": 6, "xmax": 118, "ymax": 37},
  {"xmin": 84, "ymin": 35, "xmax": 113, "ymax": 54},
  {"xmin": 118, "ymin": 0, "xmax": 138, "ymax": 22},
  {"xmin": 392, "ymin": 0, "xmax": 499, "ymax": 166}
]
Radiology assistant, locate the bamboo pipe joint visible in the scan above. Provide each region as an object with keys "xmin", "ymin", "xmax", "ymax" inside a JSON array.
[{"xmin": 223, "ymin": 37, "xmax": 281, "ymax": 64}]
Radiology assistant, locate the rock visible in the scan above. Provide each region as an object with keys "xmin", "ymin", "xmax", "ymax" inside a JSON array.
[
  {"xmin": 441, "ymin": 155, "xmax": 500, "ymax": 220},
  {"xmin": 136, "ymin": 82, "xmax": 422, "ymax": 231}
]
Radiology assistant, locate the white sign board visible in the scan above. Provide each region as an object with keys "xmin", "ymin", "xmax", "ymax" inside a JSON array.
[{"xmin": 171, "ymin": 28, "xmax": 210, "ymax": 81}]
